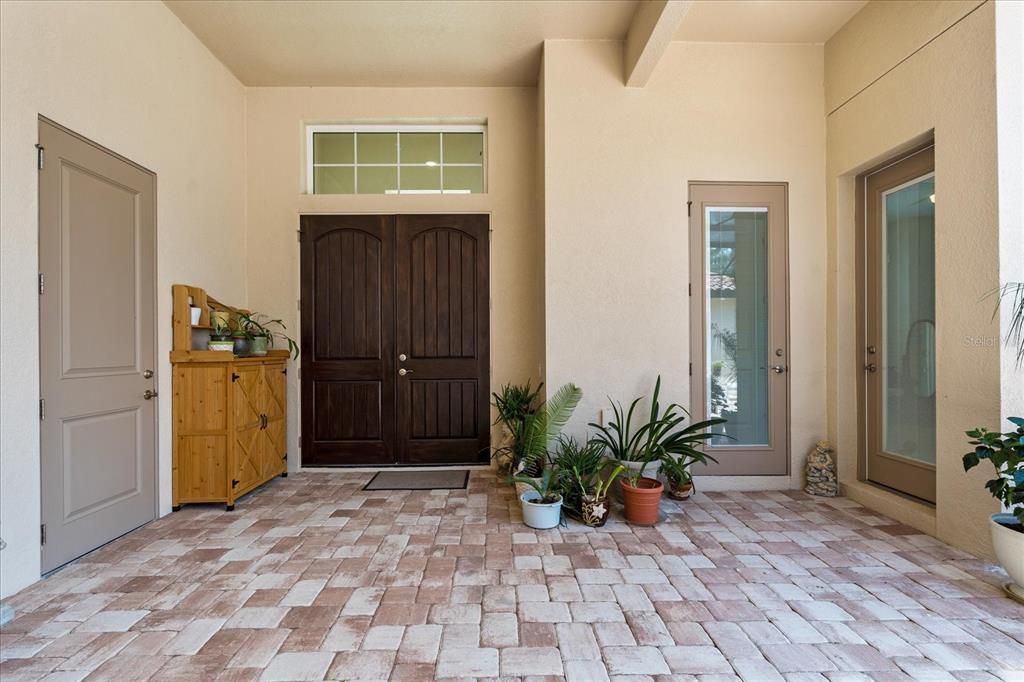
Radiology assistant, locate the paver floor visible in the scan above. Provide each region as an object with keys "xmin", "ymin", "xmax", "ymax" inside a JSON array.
[{"xmin": 2, "ymin": 470, "xmax": 1023, "ymax": 681}]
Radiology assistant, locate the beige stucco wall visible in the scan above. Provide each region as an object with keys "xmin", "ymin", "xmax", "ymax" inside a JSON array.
[
  {"xmin": 0, "ymin": 0, "xmax": 248, "ymax": 597},
  {"xmin": 825, "ymin": 1, "xmax": 1002, "ymax": 558},
  {"xmin": 540, "ymin": 40, "xmax": 828, "ymax": 489},
  {"xmin": 243, "ymin": 87, "xmax": 542, "ymax": 465}
]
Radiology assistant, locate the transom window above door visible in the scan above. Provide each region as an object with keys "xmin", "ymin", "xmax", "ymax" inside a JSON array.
[{"xmin": 307, "ymin": 125, "xmax": 486, "ymax": 195}]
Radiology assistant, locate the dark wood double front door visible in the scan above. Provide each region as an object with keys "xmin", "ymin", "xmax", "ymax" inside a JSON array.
[{"xmin": 300, "ymin": 214, "xmax": 490, "ymax": 466}]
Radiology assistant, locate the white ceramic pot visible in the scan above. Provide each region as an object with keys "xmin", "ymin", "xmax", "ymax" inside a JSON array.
[
  {"xmin": 190, "ymin": 306, "xmax": 202, "ymax": 325},
  {"xmin": 991, "ymin": 513, "xmax": 1024, "ymax": 599},
  {"xmin": 520, "ymin": 491, "xmax": 562, "ymax": 529},
  {"xmin": 208, "ymin": 339, "xmax": 234, "ymax": 352}
]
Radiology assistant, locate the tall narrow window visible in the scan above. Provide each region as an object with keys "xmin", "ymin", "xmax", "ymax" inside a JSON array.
[
  {"xmin": 307, "ymin": 125, "xmax": 486, "ymax": 195},
  {"xmin": 689, "ymin": 183, "xmax": 789, "ymax": 476}
]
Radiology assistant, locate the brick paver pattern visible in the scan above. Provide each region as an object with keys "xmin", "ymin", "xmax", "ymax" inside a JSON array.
[{"xmin": 2, "ymin": 471, "xmax": 1023, "ymax": 681}]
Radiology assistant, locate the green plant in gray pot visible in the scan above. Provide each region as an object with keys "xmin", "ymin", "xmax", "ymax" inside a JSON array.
[
  {"xmin": 207, "ymin": 321, "xmax": 234, "ymax": 352},
  {"xmin": 238, "ymin": 312, "xmax": 299, "ymax": 359}
]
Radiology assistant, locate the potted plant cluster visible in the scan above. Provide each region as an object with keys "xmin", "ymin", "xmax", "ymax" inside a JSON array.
[
  {"xmin": 497, "ymin": 376, "xmax": 725, "ymax": 530},
  {"xmin": 498, "ymin": 383, "xmax": 582, "ymax": 529},
  {"xmin": 590, "ymin": 376, "xmax": 724, "ymax": 524}
]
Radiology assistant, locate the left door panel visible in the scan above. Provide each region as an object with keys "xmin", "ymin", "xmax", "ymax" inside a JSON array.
[
  {"xmin": 39, "ymin": 120, "xmax": 157, "ymax": 572},
  {"xmin": 300, "ymin": 215, "xmax": 397, "ymax": 465}
]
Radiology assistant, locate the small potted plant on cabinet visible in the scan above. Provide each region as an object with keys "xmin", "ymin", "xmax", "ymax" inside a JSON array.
[
  {"xmin": 238, "ymin": 312, "xmax": 299, "ymax": 359},
  {"xmin": 962, "ymin": 418, "xmax": 1024, "ymax": 601},
  {"xmin": 207, "ymin": 320, "xmax": 234, "ymax": 352}
]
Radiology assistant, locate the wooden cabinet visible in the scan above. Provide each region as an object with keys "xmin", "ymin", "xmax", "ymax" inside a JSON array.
[{"xmin": 172, "ymin": 354, "xmax": 288, "ymax": 510}]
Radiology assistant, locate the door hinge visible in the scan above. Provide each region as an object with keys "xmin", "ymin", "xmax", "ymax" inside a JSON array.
[
  {"xmin": 688, "ymin": 282, "xmax": 691, "ymax": 297},
  {"xmin": 231, "ymin": 373, "xmax": 240, "ymax": 382},
  {"xmin": 40, "ymin": 524, "xmax": 47, "ymax": 546},
  {"xmin": 38, "ymin": 273, "xmax": 45, "ymax": 295},
  {"xmin": 297, "ymin": 229, "xmax": 302, "ymax": 243},
  {"xmin": 39, "ymin": 398, "xmax": 45, "ymax": 420},
  {"xmin": 232, "ymin": 479, "xmax": 239, "ymax": 488},
  {"xmin": 688, "ymin": 362, "xmax": 692, "ymax": 377},
  {"xmin": 296, "ymin": 298, "xmax": 301, "ymax": 311},
  {"xmin": 298, "ymin": 436, "xmax": 302, "ymax": 448},
  {"xmin": 687, "ymin": 200, "xmax": 692, "ymax": 217},
  {"xmin": 36, "ymin": 144, "xmax": 45, "ymax": 170}
]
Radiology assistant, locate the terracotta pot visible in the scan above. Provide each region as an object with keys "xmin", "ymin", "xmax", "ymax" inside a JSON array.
[
  {"xmin": 621, "ymin": 477, "xmax": 663, "ymax": 525},
  {"xmin": 667, "ymin": 480, "xmax": 693, "ymax": 500},
  {"xmin": 580, "ymin": 495, "xmax": 610, "ymax": 527}
]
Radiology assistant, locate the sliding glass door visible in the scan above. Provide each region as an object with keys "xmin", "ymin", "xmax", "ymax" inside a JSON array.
[{"xmin": 689, "ymin": 183, "xmax": 789, "ymax": 475}]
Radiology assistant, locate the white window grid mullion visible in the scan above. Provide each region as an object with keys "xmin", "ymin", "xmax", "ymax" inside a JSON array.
[
  {"xmin": 440, "ymin": 132, "xmax": 445, "ymax": 194},
  {"xmin": 353, "ymin": 133, "xmax": 359, "ymax": 193},
  {"xmin": 396, "ymin": 132, "xmax": 402, "ymax": 194}
]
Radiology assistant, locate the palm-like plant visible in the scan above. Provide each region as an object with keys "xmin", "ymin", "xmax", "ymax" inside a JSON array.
[
  {"xmin": 511, "ymin": 468, "xmax": 562, "ymax": 504},
  {"xmin": 492, "ymin": 381, "xmax": 543, "ymax": 428},
  {"xmin": 493, "ymin": 383, "xmax": 582, "ymax": 476},
  {"xmin": 590, "ymin": 376, "xmax": 725, "ymax": 483}
]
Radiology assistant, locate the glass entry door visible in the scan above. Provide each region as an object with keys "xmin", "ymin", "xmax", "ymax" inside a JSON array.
[
  {"xmin": 861, "ymin": 146, "xmax": 936, "ymax": 502},
  {"xmin": 689, "ymin": 183, "xmax": 789, "ymax": 475}
]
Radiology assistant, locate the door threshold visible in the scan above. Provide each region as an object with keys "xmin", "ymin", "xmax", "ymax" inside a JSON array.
[{"xmin": 299, "ymin": 464, "xmax": 493, "ymax": 473}]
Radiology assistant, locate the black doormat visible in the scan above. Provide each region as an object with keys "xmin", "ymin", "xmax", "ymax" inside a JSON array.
[{"xmin": 363, "ymin": 469, "xmax": 470, "ymax": 491}]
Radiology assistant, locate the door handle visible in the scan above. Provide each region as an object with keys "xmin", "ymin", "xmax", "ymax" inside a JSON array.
[
  {"xmin": 399, "ymin": 353, "xmax": 407, "ymax": 362},
  {"xmin": 143, "ymin": 369, "xmax": 154, "ymax": 379},
  {"xmin": 770, "ymin": 365, "xmax": 787, "ymax": 374},
  {"xmin": 864, "ymin": 363, "xmax": 877, "ymax": 373},
  {"xmin": 143, "ymin": 389, "xmax": 158, "ymax": 400},
  {"xmin": 399, "ymin": 368, "xmax": 413, "ymax": 376}
]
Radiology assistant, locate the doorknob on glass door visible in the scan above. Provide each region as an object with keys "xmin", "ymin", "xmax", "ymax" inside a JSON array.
[
  {"xmin": 399, "ymin": 368, "xmax": 413, "ymax": 376},
  {"xmin": 770, "ymin": 365, "xmax": 787, "ymax": 374},
  {"xmin": 143, "ymin": 389, "xmax": 158, "ymax": 400},
  {"xmin": 864, "ymin": 363, "xmax": 878, "ymax": 373}
]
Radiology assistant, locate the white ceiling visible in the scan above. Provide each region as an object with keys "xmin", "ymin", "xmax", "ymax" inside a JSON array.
[{"xmin": 164, "ymin": 0, "xmax": 868, "ymax": 87}]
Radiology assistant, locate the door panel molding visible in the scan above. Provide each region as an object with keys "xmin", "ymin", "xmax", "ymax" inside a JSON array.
[{"xmin": 688, "ymin": 182, "xmax": 790, "ymax": 476}]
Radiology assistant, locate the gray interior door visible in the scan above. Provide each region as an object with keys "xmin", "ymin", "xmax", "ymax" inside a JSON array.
[{"xmin": 38, "ymin": 119, "xmax": 158, "ymax": 573}]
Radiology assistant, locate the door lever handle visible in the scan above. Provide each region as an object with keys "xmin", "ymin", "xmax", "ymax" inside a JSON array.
[
  {"xmin": 398, "ymin": 368, "xmax": 413, "ymax": 376},
  {"xmin": 143, "ymin": 389, "xmax": 158, "ymax": 400},
  {"xmin": 770, "ymin": 365, "xmax": 787, "ymax": 374}
]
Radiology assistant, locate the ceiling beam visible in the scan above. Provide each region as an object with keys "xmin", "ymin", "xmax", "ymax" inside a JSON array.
[{"xmin": 624, "ymin": 0, "xmax": 692, "ymax": 88}]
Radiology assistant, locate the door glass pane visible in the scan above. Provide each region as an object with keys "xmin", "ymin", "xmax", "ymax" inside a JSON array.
[
  {"xmin": 706, "ymin": 207, "xmax": 769, "ymax": 446},
  {"xmin": 882, "ymin": 175, "xmax": 935, "ymax": 464}
]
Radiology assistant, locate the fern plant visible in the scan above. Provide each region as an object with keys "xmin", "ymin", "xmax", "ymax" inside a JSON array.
[{"xmin": 492, "ymin": 383, "xmax": 582, "ymax": 477}]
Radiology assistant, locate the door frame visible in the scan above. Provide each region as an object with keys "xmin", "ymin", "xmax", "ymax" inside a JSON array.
[
  {"xmin": 688, "ymin": 181, "xmax": 790, "ymax": 476},
  {"xmin": 855, "ymin": 142, "xmax": 936, "ymax": 502},
  {"xmin": 37, "ymin": 116, "xmax": 160, "ymax": 571},
  {"xmin": 297, "ymin": 212, "xmax": 492, "ymax": 468}
]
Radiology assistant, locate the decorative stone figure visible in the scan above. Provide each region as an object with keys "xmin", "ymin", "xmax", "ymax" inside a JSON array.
[{"xmin": 804, "ymin": 440, "xmax": 838, "ymax": 497}]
